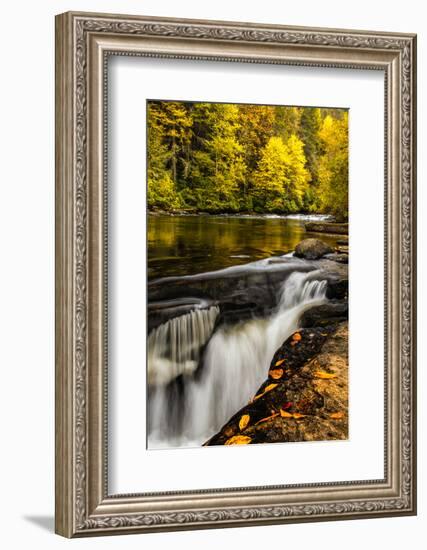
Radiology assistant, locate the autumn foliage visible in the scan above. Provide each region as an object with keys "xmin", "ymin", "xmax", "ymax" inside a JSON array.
[{"xmin": 147, "ymin": 101, "xmax": 349, "ymax": 220}]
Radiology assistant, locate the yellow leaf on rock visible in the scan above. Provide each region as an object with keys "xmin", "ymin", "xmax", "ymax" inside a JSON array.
[
  {"xmin": 314, "ymin": 371, "xmax": 337, "ymax": 379},
  {"xmin": 224, "ymin": 435, "xmax": 252, "ymax": 446},
  {"xmin": 280, "ymin": 410, "xmax": 306, "ymax": 419},
  {"xmin": 253, "ymin": 383, "xmax": 278, "ymax": 401},
  {"xmin": 275, "ymin": 358, "xmax": 285, "ymax": 366},
  {"xmin": 239, "ymin": 414, "xmax": 250, "ymax": 430},
  {"xmin": 330, "ymin": 412, "xmax": 344, "ymax": 419},
  {"xmin": 269, "ymin": 368, "xmax": 284, "ymax": 380}
]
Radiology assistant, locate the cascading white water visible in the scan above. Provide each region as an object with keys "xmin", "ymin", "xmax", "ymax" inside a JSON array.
[
  {"xmin": 147, "ymin": 306, "xmax": 220, "ymax": 385},
  {"xmin": 147, "ymin": 271, "xmax": 327, "ymax": 449}
]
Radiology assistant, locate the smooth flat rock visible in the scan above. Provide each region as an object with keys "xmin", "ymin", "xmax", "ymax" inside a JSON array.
[{"xmin": 305, "ymin": 222, "xmax": 349, "ymax": 235}]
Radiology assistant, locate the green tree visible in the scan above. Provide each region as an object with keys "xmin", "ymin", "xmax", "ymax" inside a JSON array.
[
  {"xmin": 147, "ymin": 103, "xmax": 180, "ymax": 210},
  {"xmin": 154, "ymin": 101, "xmax": 192, "ymax": 186},
  {"xmin": 273, "ymin": 106, "xmax": 302, "ymax": 142},
  {"xmin": 237, "ymin": 105, "xmax": 275, "ymax": 172},
  {"xmin": 189, "ymin": 103, "xmax": 246, "ymax": 212},
  {"xmin": 298, "ymin": 107, "xmax": 322, "ymax": 182}
]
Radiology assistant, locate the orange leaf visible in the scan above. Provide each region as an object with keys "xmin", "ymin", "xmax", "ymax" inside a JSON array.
[
  {"xmin": 292, "ymin": 332, "xmax": 302, "ymax": 342},
  {"xmin": 330, "ymin": 412, "xmax": 344, "ymax": 419},
  {"xmin": 280, "ymin": 410, "xmax": 306, "ymax": 419},
  {"xmin": 275, "ymin": 358, "xmax": 285, "ymax": 367},
  {"xmin": 224, "ymin": 435, "xmax": 252, "ymax": 446},
  {"xmin": 239, "ymin": 414, "xmax": 250, "ymax": 430},
  {"xmin": 269, "ymin": 368, "xmax": 284, "ymax": 380},
  {"xmin": 314, "ymin": 370, "xmax": 337, "ymax": 379}
]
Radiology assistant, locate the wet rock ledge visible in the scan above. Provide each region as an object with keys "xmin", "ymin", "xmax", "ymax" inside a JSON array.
[{"xmin": 204, "ymin": 322, "xmax": 348, "ymax": 446}]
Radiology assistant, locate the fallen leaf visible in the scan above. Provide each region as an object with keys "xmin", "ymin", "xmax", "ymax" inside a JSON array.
[
  {"xmin": 282, "ymin": 401, "xmax": 293, "ymax": 410},
  {"xmin": 255, "ymin": 413, "xmax": 279, "ymax": 425},
  {"xmin": 253, "ymin": 383, "xmax": 278, "ymax": 401},
  {"xmin": 224, "ymin": 435, "xmax": 252, "ymax": 446},
  {"xmin": 292, "ymin": 332, "xmax": 302, "ymax": 342},
  {"xmin": 224, "ymin": 426, "xmax": 235, "ymax": 437},
  {"xmin": 239, "ymin": 414, "xmax": 250, "ymax": 430},
  {"xmin": 268, "ymin": 368, "xmax": 284, "ymax": 380},
  {"xmin": 280, "ymin": 410, "xmax": 307, "ymax": 419},
  {"xmin": 330, "ymin": 412, "xmax": 344, "ymax": 419},
  {"xmin": 275, "ymin": 358, "xmax": 285, "ymax": 366},
  {"xmin": 314, "ymin": 370, "xmax": 337, "ymax": 379}
]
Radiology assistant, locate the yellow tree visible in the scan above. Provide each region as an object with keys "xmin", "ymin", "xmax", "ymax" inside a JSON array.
[
  {"xmin": 317, "ymin": 113, "xmax": 349, "ymax": 220},
  {"xmin": 285, "ymin": 134, "xmax": 311, "ymax": 206},
  {"xmin": 252, "ymin": 135, "xmax": 309, "ymax": 213}
]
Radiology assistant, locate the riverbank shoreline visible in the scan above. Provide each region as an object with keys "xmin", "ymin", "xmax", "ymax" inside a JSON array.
[
  {"xmin": 205, "ymin": 321, "xmax": 348, "ymax": 446},
  {"xmin": 201, "ymin": 238, "xmax": 349, "ymax": 446},
  {"xmin": 148, "ymin": 208, "xmax": 334, "ymax": 221}
]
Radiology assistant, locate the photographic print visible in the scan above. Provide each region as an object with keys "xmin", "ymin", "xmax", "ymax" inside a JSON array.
[
  {"xmin": 147, "ymin": 100, "xmax": 349, "ymax": 449},
  {"xmin": 56, "ymin": 12, "xmax": 416, "ymax": 536}
]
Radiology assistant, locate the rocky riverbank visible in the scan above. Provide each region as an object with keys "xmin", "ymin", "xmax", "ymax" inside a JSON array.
[
  {"xmin": 147, "ymin": 230, "xmax": 350, "ymax": 448},
  {"xmin": 203, "ymin": 235, "xmax": 349, "ymax": 446},
  {"xmin": 204, "ymin": 322, "xmax": 348, "ymax": 446},
  {"xmin": 305, "ymin": 221, "xmax": 349, "ymax": 235}
]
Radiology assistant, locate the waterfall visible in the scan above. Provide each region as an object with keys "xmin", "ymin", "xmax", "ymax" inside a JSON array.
[
  {"xmin": 147, "ymin": 271, "xmax": 327, "ymax": 449},
  {"xmin": 147, "ymin": 306, "xmax": 220, "ymax": 385}
]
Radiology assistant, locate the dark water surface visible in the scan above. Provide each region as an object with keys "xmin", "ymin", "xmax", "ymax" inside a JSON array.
[{"xmin": 148, "ymin": 214, "xmax": 337, "ymax": 280}]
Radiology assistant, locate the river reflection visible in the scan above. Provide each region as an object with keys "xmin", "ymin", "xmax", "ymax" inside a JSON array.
[{"xmin": 147, "ymin": 214, "xmax": 337, "ymax": 280}]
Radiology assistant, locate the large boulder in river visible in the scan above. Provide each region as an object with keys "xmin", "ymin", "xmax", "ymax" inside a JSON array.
[{"xmin": 294, "ymin": 238, "xmax": 333, "ymax": 260}]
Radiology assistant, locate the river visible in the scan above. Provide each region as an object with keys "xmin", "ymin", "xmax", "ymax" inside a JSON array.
[
  {"xmin": 148, "ymin": 213, "xmax": 336, "ymax": 280},
  {"xmin": 147, "ymin": 213, "xmax": 340, "ymax": 449}
]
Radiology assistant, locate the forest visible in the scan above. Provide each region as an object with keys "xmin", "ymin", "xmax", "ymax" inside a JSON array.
[{"xmin": 147, "ymin": 101, "xmax": 348, "ymax": 221}]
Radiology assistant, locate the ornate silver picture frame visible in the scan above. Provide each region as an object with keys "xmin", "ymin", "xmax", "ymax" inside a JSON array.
[{"xmin": 55, "ymin": 11, "xmax": 416, "ymax": 537}]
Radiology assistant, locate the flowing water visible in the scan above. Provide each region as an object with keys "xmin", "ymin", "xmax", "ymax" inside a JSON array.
[{"xmin": 148, "ymin": 271, "xmax": 327, "ymax": 449}]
